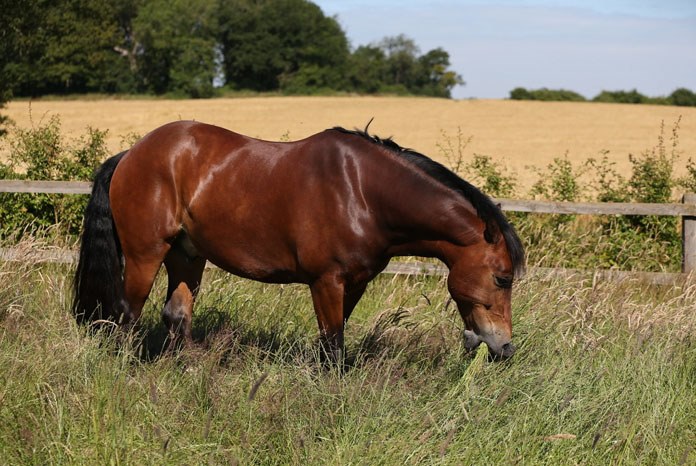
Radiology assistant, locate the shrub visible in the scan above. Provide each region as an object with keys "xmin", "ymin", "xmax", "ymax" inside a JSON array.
[
  {"xmin": 509, "ymin": 87, "xmax": 586, "ymax": 102},
  {"xmin": 0, "ymin": 116, "xmax": 107, "ymax": 238},
  {"xmin": 669, "ymin": 87, "xmax": 696, "ymax": 107},
  {"xmin": 593, "ymin": 89, "xmax": 649, "ymax": 104},
  {"xmin": 529, "ymin": 154, "xmax": 581, "ymax": 202},
  {"xmin": 465, "ymin": 154, "xmax": 517, "ymax": 198}
]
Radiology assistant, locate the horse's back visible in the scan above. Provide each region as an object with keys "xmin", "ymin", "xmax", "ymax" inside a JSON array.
[{"xmin": 109, "ymin": 121, "xmax": 391, "ymax": 283}]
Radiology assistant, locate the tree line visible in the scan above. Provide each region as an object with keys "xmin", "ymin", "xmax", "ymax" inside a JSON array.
[
  {"xmin": 509, "ymin": 87, "xmax": 696, "ymax": 107},
  {"xmin": 0, "ymin": 0, "xmax": 463, "ymax": 100}
]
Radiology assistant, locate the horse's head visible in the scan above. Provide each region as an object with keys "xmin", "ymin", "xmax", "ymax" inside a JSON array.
[{"xmin": 445, "ymin": 228, "xmax": 521, "ymax": 360}]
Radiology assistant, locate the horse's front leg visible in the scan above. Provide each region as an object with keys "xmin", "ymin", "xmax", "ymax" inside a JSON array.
[{"xmin": 310, "ymin": 274, "xmax": 347, "ymax": 365}]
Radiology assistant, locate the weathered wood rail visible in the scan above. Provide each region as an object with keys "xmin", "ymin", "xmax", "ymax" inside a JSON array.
[{"xmin": 2, "ymin": 180, "xmax": 695, "ymax": 281}]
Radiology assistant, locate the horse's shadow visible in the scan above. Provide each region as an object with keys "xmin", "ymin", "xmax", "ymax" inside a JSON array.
[{"xmin": 132, "ymin": 305, "xmax": 429, "ymax": 371}]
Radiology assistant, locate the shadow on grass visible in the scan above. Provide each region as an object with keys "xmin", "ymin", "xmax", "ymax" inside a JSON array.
[{"xmin": 127, "ymin": 305, "xmax": 459, "ymax": 372}]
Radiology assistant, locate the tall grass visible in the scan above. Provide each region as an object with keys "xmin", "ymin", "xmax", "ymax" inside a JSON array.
[
  {"xmin": 0, "ymin": 116, "xmax": 694, "ymax": 463},
  {"xmin": 0, "ymin": 253, "xmax": 693, "ymax": 464}
]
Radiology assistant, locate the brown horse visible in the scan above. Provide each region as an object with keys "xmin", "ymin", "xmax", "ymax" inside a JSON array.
[{"xmin": 73, "ymin": 121, "xmax": 524, "ymax": 360}]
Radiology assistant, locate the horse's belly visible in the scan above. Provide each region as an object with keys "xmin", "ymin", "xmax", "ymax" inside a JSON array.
[
  {"xmin": 209, "ymin": 252, "xmax": 304, "ymax": 284},
  {"xmin": 184, "ymin": 225, "xmax": 306, "ymax": 284}
]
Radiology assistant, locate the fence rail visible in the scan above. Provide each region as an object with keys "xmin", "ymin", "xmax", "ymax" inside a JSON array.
[
  {"xmin": 0, "ymin": 180, "xmax": 92, "ymax": 194},
  {"xmin": 0, "ymin": 247, "xmax": 688, "ymax": 286},
  {"xmin": 2, "ymin": 180, "xmax": 696, "ymax": 216},
  {"xmin": 2, "ymin": 180, "xmax": 695, "ymax": 278}
]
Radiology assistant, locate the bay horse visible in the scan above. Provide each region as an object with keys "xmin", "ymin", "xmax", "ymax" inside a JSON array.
[{"xmin": 73, "ymin": 121, "xmax": 524, "ymax": 360}]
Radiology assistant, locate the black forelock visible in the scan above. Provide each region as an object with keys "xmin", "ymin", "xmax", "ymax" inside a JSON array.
[{"xmin": 330, "ymin": 125, "xmax": 526, "ymax": 278}]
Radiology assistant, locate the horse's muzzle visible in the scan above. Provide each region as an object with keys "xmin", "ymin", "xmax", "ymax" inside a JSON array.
[{"xmin": 500, "ymin": 342, "xmax": 516, "ymax": 359}]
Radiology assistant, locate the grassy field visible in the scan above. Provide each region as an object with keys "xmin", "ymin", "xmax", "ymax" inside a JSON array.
[
  {"xmin": 4, "ymin": 97, "xmax": 696, "ymax": 188},
  {"xmin": 1, "ymin": 98, "xmax": 695, "ymax": 464},
  {"xmin": 0, "ymin": 245, "xmax": 694, "ymax": 464}
]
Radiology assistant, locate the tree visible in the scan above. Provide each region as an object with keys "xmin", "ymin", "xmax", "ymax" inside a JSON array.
[
  {"xmin": 4, "ymin": 0, "xmax": 133, "ymax": 96},
  {"xmin": 593, "ymin": 89, "xmax": 647, "ymax": 104},
  {"xmin": 0, "ymin": 0, "xmax": 26, "ymax": 134},
  {"xmin": 510, "ymin": 87, "xmax": 585, "ymax": 102},
  {"xmin": 218, "ymin": 0, "xmax": 349, "ymax": 92},
  {"xmin": 1, "ymin": 0, "xmax": 465, "ymax": 99},
  {"xmin": 379, "ymin": 35, "xmax": 420, "ymax": 92},
  {"xmin": 349, "ymin": 35, "xmax": 463, "ymax": 97},
  {"xmin": 509, "ymin": 87, "xmax": 533, "ymax": 100},
  {"xmin": 347, "ymin": 45, "xmax": 387, "ymax": 94},
  {"xmin": 669, "ymin": 88, "xmax": 696, "ymax": 107},
  {"xmin": 134, "ymin": 0, "xmax": 218, "ymax": 97},
  {"xmin": 416, "ymin": 48, "xmax": 464, "ymax": 97}
]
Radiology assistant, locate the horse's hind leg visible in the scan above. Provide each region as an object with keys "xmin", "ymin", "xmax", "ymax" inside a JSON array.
[
  {"xmin": 121, "ymin": 245, "xmax": 170, "ymax": 326},
  {"xmin": 162, "ymin": 242, "xmax": 206, "ymax": 349}
]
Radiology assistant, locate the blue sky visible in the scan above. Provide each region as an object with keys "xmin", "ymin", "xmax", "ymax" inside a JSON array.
[{"xmin": 313, "ymin": 0, "xmax": 696, "ymax": 99}]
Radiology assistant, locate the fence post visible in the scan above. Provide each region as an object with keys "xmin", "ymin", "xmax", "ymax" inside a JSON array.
[{"xmin": 682, "ymin": 193, "xmax": 696, "ymax": 274}]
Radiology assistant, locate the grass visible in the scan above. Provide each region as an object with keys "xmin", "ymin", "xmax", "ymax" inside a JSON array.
[{"xmin": 0, "ymin": 248, "xmax": 694, "ymax": 465}]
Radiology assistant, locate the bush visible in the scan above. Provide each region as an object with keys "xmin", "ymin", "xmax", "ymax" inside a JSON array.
[
  {"xmin": 443, "ymin": 119, "xmax": 688, "ymax": 272},
  {"xmin": 465, "ymin": 154, "xmax": 517, "ymax": 198},
  {"xmin": 509, "ymin": 87, "xmax": 586, "ymax": 102},
  {"xmin": 529, "ymin": 154, "xmax": 581, "ymax": 202},
  {"xmin": 669, "ymin": 87, "xmax": 696, "ymax": 107},
  {"xmin": 593, "ymin": 89, "xmax": 648, "ymax": 104},
  {"xmin": 510, "ymin": 86, "xmax": 696, "ymax": 107},
  {"xmin": 0, "ymin": 116, "xmax": 107, "ymax": 238}
]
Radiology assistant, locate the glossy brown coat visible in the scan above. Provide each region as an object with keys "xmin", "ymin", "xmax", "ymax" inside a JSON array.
[{"xmin": 73, "ymin": 121, "xmax": 524, "ymax": 360}]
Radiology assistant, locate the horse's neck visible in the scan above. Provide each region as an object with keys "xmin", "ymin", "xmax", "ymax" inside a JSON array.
[{"xmin": 381, "ymin": 181, "xmax": 483, "ymax": 264}]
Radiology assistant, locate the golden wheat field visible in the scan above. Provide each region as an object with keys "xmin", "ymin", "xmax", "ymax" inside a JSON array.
[{"xmin": 4, "ymin": 96, "xmax": 696, "ymax": 188}]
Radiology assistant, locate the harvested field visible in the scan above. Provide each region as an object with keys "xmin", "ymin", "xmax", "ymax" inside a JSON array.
[{"xmin": 4, "ymin": 97, "xmax": 696, "ymax": 188}]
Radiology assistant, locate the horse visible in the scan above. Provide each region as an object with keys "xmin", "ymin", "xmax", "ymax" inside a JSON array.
[{"xmin": 73, "ymin": 120, "xmax": 525, "ymax": 361}]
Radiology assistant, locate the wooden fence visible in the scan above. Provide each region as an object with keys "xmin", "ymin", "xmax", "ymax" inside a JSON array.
[{"xmin": 2, "ymin": 180, "xmax": 696, "ymax": 282}]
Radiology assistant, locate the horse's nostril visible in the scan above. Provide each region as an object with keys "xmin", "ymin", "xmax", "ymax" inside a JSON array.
[{"xmin": 501, "ymin": 342, "xmax": 516, "ymax": 357}]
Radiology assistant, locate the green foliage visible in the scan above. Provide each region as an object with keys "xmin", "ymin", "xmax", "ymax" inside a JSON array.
[
  {"xmin": 593, "ymin": 89, "xmax": 649, "ymax": 104},
  {"xmin": 134, "ymin": 0, "xmax": 218, "ymax": 98},
  {"xmin": 0, "ymin": 116, "xmax": 107, "ymax": 238},
  {"xmin": 347, "ymin": 45, "xmax": 388, "ymax": 94},
  {"xmin": 0, "ymin": 1, "xmax": 17, "ymax": 136},
  {"xmin": 524, "ymin": 120, "xmax": 685, "ymax": 271},
  {"xmin": 509, "ymin": 87, "xmax": 586, "ymax": 102},
  {"xmin": 465, "ymin": 154, "xmax": 517, "ymax": 198},
  {"xmin": 592, "ymin": 89, "xmax": 673, "ymax": 106},
  {"xmin": 669, "ymin": 87, "xmax": 696, "ymax": 107},
  {"xmin": 623, "ymin": 120, "xmax": 680, "ymax": 244},
  {"xmin": 437, "ymin": 119, "xmax": 689, "ymax": 272},
  {"xmin": 364, "ymin": 36, "xmax": 464, "ymax": 98},
  {"xmin": 2, "ymin": 0, "xmax": 463, "ymax": 98},
  {"xmin": 511, "ymin": 86, "xmax": 696, "ymax": 107},
  {"xmin": 3, "ymin": 0, "xmax": 134, "ymax": 96},
  {"xmin": 585, "ymin": 153, "xmax": 630, "ymax": 203},
  {"xmin": 530, "ymin": 155, "xmax": 581, "ymax": 202},
  {"xmin": 218, "ymin": 0, "xmax": 349, "ymax": 93}
]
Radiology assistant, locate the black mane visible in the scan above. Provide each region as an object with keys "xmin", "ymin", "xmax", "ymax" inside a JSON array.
[{"xmin": 331, "ymin": 126, "xmax": 526, "ymax": 278}]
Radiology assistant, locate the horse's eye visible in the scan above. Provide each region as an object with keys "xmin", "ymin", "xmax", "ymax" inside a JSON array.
[{"xmin": 494, "ymin": 275, "xmax": 513, "ymax": 289}]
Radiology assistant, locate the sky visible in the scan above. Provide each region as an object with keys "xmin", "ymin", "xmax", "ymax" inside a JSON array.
[{"xmin": 313, "ymin": 0, "xmax": 696, "ymax": 99}]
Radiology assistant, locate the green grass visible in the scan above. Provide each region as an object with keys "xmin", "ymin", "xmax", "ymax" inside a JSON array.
[{"xmin": 0, "ymin": 257, "xmax": 694, "ymax": 465}]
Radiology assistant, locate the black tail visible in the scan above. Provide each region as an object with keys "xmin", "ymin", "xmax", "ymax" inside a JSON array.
[{"xmin": 72, "ymin": 151, "xmax": 127, "ymax": 324}]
